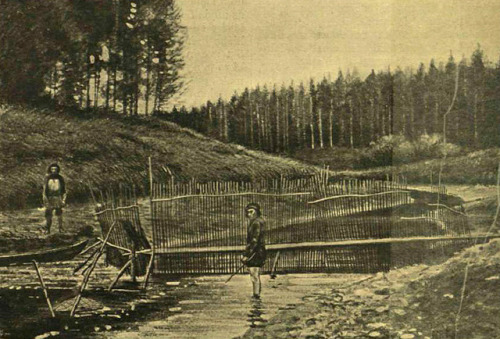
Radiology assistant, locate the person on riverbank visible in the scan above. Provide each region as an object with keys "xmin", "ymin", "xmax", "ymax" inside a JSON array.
[
  {"xmin": 42, "ymin": 163, "xmax": 67, "ymax": 234},
  {"xmin": 241, "ymin": 202, "xmax": 267, "ymax": 299}
]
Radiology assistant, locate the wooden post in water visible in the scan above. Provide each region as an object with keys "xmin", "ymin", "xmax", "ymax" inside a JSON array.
[
  {"xmin": 32, "ymin": 260, "xmax": 56, "ymax": 318},
  {"xmin": 71, "ymin": 221, "xmax": 117, "ymax": 317}
]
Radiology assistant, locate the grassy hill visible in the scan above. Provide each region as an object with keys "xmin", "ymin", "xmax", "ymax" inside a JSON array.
[
  {"xmin": 333, "ymin": 148, "xmax": 500, "ymax": 185},
  {"xmin": 0, "ymin": 105, "xmax": 319, "ymax": 209}
]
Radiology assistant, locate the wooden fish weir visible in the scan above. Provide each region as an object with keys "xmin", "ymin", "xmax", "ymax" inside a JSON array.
[
  {"xmin": 91, "ymin": 186, "xmax": 152, "ymax": 289},
  {"xmin": 149, "ymin": 174, "xmax": 471, "ymax": 276}
]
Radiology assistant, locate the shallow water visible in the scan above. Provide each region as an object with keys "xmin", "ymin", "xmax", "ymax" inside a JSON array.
[{"xmin": 0, "ymin": 255, "xmax": 359, "ymax": 339}]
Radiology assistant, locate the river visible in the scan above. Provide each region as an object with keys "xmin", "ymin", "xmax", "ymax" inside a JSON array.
[{"xmin": 0, "ymin": 255, "xmax": 364, "ymax": 339}]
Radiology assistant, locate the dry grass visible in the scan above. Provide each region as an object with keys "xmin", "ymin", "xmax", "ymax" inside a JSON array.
[{"xmin": 0, "ymin": 105, "xmax": 319, "ymax": 209}]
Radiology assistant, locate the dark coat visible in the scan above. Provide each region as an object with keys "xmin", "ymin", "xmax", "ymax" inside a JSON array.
[
  {"xmin": 43, "ymin": 173, "xmax": 66, "ymax": 197},
  {"xmin": 245, "ymin": 216, "xmax": 267, "ymax": 267}
]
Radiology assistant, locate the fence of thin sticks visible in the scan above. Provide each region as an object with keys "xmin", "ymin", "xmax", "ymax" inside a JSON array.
[
  {"xmin": 92, "ymin": 187, "xmax": 151, "ymax": 276},
  {"xmin": 150, "ymin": 176, "xmax": 470, "ymax": 275}
]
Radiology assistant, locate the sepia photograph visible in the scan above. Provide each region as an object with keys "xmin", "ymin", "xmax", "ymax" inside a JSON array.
[{"xmin": 1, "ymin": 0, "xmax": 500, "ymax": 338}]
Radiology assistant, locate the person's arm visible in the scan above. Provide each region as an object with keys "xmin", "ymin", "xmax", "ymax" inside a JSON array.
[
  {"xmin": 60, "ymin": 176, "xmax": 67, "ymax": 205},
  {"xmin": 42, "ymin": 179, "xmax": 48, "ymax": 206},
  {"xmin": 241, "ymin": 221, "xmax": 261, "ymax": 263},
  {"xmin": 245, "ymin": 222, "xmax": 261, "ymax": 256}
]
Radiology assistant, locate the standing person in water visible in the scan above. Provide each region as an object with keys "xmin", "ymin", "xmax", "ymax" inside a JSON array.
[
  {"xmin": 42, "ymin": 163, "xmax": 67, "ymax": 234},
  {"xmin": 241, "ymin": 203, "xmax": 267, "ymax": 299}
]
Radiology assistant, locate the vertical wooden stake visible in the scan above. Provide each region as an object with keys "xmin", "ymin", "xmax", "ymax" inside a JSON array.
[
  {"xmin": 144, "ymin": 155, "xmax": 155, "ymax": 289},
  {"xmin": 148, "ymin": 156, "xmax": 153, "ymax": 198},
  {"xmin": 32, "ymin": 260, "xmax": 56, "ymax": 318}
]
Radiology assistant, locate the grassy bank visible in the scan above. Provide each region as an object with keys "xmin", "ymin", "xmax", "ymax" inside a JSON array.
[
  {"xmin": 331, "ymin": 148, "xmax": 500, "ymax": 185},
  {"xmin": 0, "ymin": 105, "xmax": 319, "ymax": 209}
]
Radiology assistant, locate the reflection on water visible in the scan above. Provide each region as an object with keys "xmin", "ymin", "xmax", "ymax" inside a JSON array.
[
  {"xmin": 0, "ymin": 274, "xmax": 351, "ymax": 338},
  {"xmin": 247, "ymin": 297, "xmax": 268, "ymax": 329}
]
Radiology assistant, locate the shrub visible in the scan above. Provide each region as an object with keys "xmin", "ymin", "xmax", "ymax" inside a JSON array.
[{"xmin": 361, "ymin": 134, "xmax": 463, "ymax": 167}]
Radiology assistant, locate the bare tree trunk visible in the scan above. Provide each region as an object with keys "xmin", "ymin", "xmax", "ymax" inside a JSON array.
[
  {"xmin": 473, "ymin": 92, "xmax": 478, "ymax": 145},
  {"xmin": 283, "ymin": 97, "xmax": 288, "ymax": 152},
  {"xmin": 94, "ymin": 67, "xmax": 100, "ymax": 110},
  {"xmin": 380, "ymin": 98, "xmax": 386, "ymax": 137},
  {"xmin": 348, "ymin": 99, "xmax": 354, "ymax": 149},
  {"xmin": 144, "ymin": 44, "xmax": 151, "ymax": 116},
  {"xmin": 370, "ymin": 99, "xmax": 375, "ymax": 142},
  {"xmin": 85, "ymin": 53, "xmax": 91, "ymax": 110},
  {"xmin": 339, "ymin": 105, "xmax": 344, "ymax": 146},
  {"xmin": 329, "ymin": 99, "xmax": 334, "ymax": 148},
  {"xmin": 309, "ymin": 97, "xmax": 315, "ymax": 149},
  {"xmin": 422, "ymin": 93, "xmax": 428, "ymax": 134},
  {"xmin": 266, "ymin": 104, "xmax": 273, "ymax": 151},
  {"xmin": 295, "ymin": 96, "xmax": 301, "ymax": 150},
  {"xmin": 134, "ymin": 59, "xmax": 140, "ymax": 115},
  {"xmin": 105, "ymin": 67, "xmax": 111, "ymax": 112},
  {"xmin": 275, "ymin": 97, "xmax": 280, "ymax": 152},
  {"xmin": 302, "ymin": 96, "xmax": 307, "ymax": 146},
  {"xmin": 358, "ymin": 96, "xmax": 363, "ymax": 146},
  {"xmin": 112, "ymin": 69, "xmax": 117, "ymax": 112},
  {"xmin": 318, "ymin": 108, "xmax": 324, "ymax": 149},
  {"xmin": 256, "ymin": 104, "xmax": 261, "ymax": 148},
  {"xmin": 225, "ymin": 104, "xmax": 229, "ymax": 142},
  {"xmin": 249, "ymin": 102, "xmax": 254, "ymax": 147}
]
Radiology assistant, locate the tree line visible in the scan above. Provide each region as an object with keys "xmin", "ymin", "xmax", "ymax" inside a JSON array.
[
  {"xmin": 0, "ymin": 0, "xmax": 184, "ymax": 115},
  {"xmin": 159, "ymin": 46, "xmax": 500, "ymax": 152}
]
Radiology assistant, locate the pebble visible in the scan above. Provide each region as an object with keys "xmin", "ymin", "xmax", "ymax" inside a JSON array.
[
  {"xmin": 166, "ymin": 281, "xmax": 181, "ymax": 286},
  {"xmin": 375, "ymin": 306, "xmax": 389, "ymax": 313},
  {"xmin": 169, "ymin": 307, "xmax": 182, "ymax": 312},
  {"xmin": 339, "ymin": 330, "xmax": 362, "ymax": 337},
  {"xmin": 178, "ymin": 300, "xmax": 204, "ymax": 305},
  {"xmin": 105, "ymin": 325, "xmax": 112, "ymax": 330},
  {"xmin": 367, "ymin": 323, "xmax": 387, "ymax": 329},
  {"xmin": 369, "ymin": 331, "xmax": 382, "ymax": 338},
  {"xmin": 393, "ymin": 309, "xmax": 406, "ymax": 316},
  {"xmin": 305, "ymin": 318, "xmax": 316, "ymax": 326},
  {"xmin": 400, "ymin": 334, "xmax": 415, "ymax": 339},
  {"xmin": 353, "ymin": 288, "xmax": 373, "ymax": 297}
]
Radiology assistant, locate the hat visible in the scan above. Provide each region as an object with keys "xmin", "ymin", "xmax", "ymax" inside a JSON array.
[{"xmin": 245, "ymin": 202, "xmax": 261, "ymax": 211}]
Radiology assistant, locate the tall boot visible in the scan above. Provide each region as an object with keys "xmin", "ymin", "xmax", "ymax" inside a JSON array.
[
  {"xmin": 45, "ymin": 210, "xmax": 52, "ymax": 234},
  {"xmin": 57, "ymin": 215, "xmax": 64, "ymax": 233}
]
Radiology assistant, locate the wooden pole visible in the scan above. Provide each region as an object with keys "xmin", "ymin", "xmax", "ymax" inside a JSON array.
[
  {"xmin": 108, "ymin": 259, "xmax": 132, "ymax": 291},
  {"xmin": 73, "ymin": 246, "xmax": 100, "ymax": 275},
  {"xmin": 148, "ymin": 157, "xmax": 153, "ymax": 197},
  {"xmin": 143, "ymin": 155, "xmax": 155, "ymax": 289},
  {"xmin": 32, "ymin": 260, "xmax": 56, "ymax": 318},
  {"xmin": 270, "ymin": 251, "xmax": 281, "ymax": 279},
  {"xmin": 142, "ymin": 252, "xmax": 155, "ymax": 290},
  {"xmin": 71, "ymin": 220, "xmax": 117, "ymax": 317}
]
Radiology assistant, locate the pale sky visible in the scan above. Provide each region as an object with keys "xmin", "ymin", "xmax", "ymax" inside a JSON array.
[{"xmin": 174, "ymin": 0, "xmax": 500, "ymax": 108}]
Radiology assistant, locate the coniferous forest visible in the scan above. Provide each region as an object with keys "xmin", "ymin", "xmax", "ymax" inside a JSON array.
[
  {"xmin": 0, "ymin": 0, "xmax": 185, "ymax": 115},
  {"xmin": 1, "ymin": 1, "xmax": 499, "ymax": 156},
  {"xmin": 161, "ymin": 48, "xmax": 500, "ymax": 153}
]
